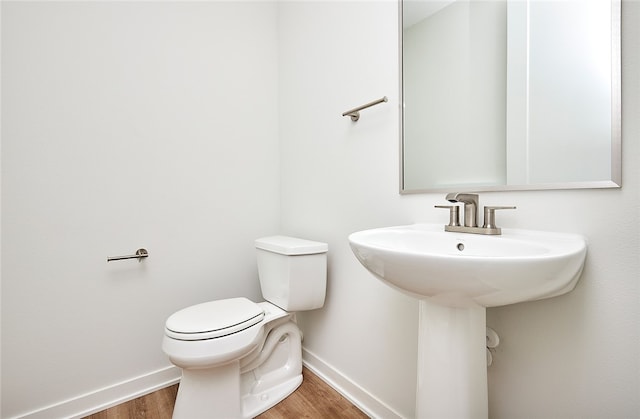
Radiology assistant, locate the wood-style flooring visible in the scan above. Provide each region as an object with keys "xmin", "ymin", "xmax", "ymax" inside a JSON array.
[{"xmin": 85, "ymin": 367, "xmax": 369, "ymax": 419}]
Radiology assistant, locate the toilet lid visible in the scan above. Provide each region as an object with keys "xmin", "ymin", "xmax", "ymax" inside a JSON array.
[{"xmin": 165, "ymin": 297, "xmax": 264, "ymax": 341}]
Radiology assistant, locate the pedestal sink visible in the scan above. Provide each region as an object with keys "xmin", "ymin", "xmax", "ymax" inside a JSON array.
[{"xmin": 348, "ymin": 224, "xmax": 587, "ymax": 418}]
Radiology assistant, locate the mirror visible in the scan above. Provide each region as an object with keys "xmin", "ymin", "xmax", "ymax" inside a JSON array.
[{"xmin": 400, "ymin": 0, "xmax": 621, "ymax": 193}]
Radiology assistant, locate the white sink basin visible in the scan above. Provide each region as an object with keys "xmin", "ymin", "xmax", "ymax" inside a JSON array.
[
  {"xmin": 348, "ymin": 223, "xmax": 587, "ymax": 307},
  {"xmin": 349, "ymin": 223, "xmax": 587, "ymax": 417}
]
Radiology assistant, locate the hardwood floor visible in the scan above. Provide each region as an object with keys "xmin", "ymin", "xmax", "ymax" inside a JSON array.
[
  {"xmin": 256, "ymin": 368, "xmax": 368, "ymax": 419},
  {"xmin": 85, "ymin": 367, "xmax": 369, "ymax": 419},
  {"xmin": 86, "ymin": 383, "xmax": 178, "ymax": 419}
]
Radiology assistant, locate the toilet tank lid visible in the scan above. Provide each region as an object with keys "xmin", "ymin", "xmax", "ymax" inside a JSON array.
[{"xmin": 255, "ymin": 235, "xmax": 328, "ymax": 255}]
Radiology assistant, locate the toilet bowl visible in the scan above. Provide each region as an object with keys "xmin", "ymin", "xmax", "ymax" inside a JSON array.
[{"xmin": 162, "ymin": 236, "xmax": 328, "ymax": 419}]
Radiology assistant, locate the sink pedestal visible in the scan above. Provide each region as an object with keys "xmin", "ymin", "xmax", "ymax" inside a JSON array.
[{"xmin": 417, "ymin": 300, "xmax": 487, "ymax": 419}]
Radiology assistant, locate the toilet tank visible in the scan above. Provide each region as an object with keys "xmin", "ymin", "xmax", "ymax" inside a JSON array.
[{"xmin": 255, "ymin": 236, "xmax": 328, "ymax": 311}]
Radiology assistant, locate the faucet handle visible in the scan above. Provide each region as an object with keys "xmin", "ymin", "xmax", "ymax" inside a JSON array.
[
  {"xmin": 435, "ymin": 205, "xmax": 461, "ymax": 227},
  {"xmin": 482, "ymin": 206, "xmax": 516, "ymax": 230}
]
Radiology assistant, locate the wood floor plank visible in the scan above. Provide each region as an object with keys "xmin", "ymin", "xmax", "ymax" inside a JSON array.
[
  {"xmin": 257, "ymin": 369, "xmax": 367, "ymax": 419},
  {"xmin": 85, "ymin": 367, "xmax": 368, "ymax": 419}
]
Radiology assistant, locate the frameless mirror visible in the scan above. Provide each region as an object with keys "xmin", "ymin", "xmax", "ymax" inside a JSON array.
[{"xmin": 401, "ymin": 0, "xmax": 621, "ymax": 193}]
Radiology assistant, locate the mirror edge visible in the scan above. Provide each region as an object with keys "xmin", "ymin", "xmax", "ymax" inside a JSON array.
[
  {"xmin": 398, "ymin": 0, "xmax": 406, "ymax": 195},
  {"xmin": 399, "ymin": 0, "xmax": 622, "ymax": 195},
  {"xmin": 610, "ymin": 0, "xmax": 622, "ymax": 188}
]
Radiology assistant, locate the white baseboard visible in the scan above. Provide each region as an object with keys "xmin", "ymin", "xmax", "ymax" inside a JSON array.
[
  {"xmin": 302, "ymin": 347, "xmax": 404, "ymax": 419},
  {"xmin": 14, "ymin": 366, "xmax": 181, "ymax": 419},
  {"xmin": 14, "ymin": 351, "xmax": 401, "ymax": 419}
]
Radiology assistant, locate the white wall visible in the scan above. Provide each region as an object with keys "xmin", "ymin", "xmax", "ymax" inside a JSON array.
[
  {"xmin": 278, "ymin": 2, "xmax": 418, "ymax": 416},
  {"xmin": 280, "ymin": 1, "xmax": 639, "ymax": 418},
  {"xmin": 1, "ymin": 2, "xmax": 279, "ymax": 417}
]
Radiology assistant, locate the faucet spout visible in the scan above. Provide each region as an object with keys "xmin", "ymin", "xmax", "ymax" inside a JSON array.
[{"xmin": 445, "ymin": 193, "xmax": 479, "ymax": 227}]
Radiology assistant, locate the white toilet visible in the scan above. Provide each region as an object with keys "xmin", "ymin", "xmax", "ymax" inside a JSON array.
[{"xmin": 162, "ymin": 236, "xmax": 328, "ymax": 419}]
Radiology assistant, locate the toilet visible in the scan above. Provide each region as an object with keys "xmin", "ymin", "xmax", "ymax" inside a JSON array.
[{"xmin": 162, "ymin": 236, "xmax": 328, "ymax": 419}]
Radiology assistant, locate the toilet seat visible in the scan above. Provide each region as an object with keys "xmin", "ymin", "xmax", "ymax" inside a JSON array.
[{"xmin": 165, "ymin": 297, "xmax": 265, "ymax": 341}]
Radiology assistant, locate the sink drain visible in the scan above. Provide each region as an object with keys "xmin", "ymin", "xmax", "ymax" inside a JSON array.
[{"xmin": 457, "ymin": 243, "xmax": 465, "ymax": 251}]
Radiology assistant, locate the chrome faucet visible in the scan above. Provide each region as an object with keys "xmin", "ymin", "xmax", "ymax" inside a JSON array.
[
  {"xmin": 445, "ymin": 192, "xmax": 479, "ymax": 227},
  {"xmin": 436, "ymin": 193, "xmax": 515, "ymax": 235}
]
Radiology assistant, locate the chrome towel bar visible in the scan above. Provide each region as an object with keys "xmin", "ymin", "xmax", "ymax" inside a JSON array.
[
  {"xmin": 342, "ymin": 96, "xmax": 388, "ymax": 121},
  {"xmin": 107, "ymin": 248, "xmax": 148, "ymax": 262}
]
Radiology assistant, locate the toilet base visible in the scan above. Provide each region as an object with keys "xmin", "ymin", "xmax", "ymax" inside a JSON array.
[
  {"xmin": 172, "ymin": 361, "xmax": 302, "ymax": 419},
  {"xmin": 170, "ymin": 318, "xmax": 303, "ymax": 419},
  {"xmin": 173, "ymin": 361, "xmax": 242, "ymax": 419},
  {"xmin": 241, "ymin": 373, "xmax": 302, "ymax": 418}
]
